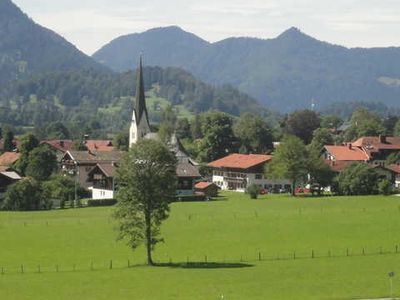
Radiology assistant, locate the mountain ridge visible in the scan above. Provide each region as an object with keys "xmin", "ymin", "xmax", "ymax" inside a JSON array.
[{"xmin": 93, "ymin": 26, "xmax": 400, "ymax": 111}]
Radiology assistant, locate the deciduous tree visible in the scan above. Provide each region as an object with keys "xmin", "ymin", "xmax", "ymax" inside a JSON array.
[
  {"xmin": 266, "ymin": 135, "xmax": 308, "ymax": 196},
  {"xmin": 114, "ymin": 139, "xmax": 177, "ymax": 265}
]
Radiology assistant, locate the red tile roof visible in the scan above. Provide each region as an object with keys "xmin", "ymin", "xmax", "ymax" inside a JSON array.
[
  {"xmin": 84, "ymin": 140, "xmax": 114, "ymax": 152},
  {"xmin": 195, "ymin": 182, "xmax": 215, "ymax": 189},
  {"xmin": 208, "ymin": 154, "xmax": 272, "ymax": 170},
  {"xmin": 0, "ymin": 152, "xmax": 21, "ymax": 166},
  {"xmin": 324, "ymin": 145, "xmax": 369, "ymax": 161}
]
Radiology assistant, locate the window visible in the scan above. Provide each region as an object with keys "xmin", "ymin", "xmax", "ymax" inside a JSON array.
[{"xmin": 255, "ymin": 174, "xmax": 262, "ymax": 180}]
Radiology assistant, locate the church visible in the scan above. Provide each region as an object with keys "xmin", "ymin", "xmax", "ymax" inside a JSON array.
[{"xmin": 129, "ymin": 58, "xmax": 201, "ymax": 197}]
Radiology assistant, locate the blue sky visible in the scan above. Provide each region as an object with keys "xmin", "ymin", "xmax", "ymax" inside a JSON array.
[{"xmin": 13, "ymin": 0, "xmax": 400, "ymax": 55}]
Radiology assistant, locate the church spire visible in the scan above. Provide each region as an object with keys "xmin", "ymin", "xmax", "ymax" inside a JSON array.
[
  {"xmin": 129, "ymin": 56, "xmax": 151, "ymax": 147},
  {"xmin": 135, "ymin": 56, "xmax": 149, "ymax": 127}
]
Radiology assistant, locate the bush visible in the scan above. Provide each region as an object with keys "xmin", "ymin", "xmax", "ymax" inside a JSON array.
[
  {"xmin": 2, "ymin": 178, "xmax": 52, "ymax": 211},
  {"xmin": 378, "ymin": 179, "xmax": 392, "ymax": 195},
  {"xmin": 87, "ymin": 199, "xmax": 117, "ymax": 207},
  {"xmin": 336, "ymin": 163, "xmax": 379, "ymax": 195},
  {"xmin": 246, "ymin": 184, "xmax": 259, "ymax": 199}
]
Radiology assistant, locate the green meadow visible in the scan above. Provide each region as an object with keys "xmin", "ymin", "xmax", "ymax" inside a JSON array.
[{"xmin": 1, "ymin": 192, "xmax": 400, "ymax": 300}]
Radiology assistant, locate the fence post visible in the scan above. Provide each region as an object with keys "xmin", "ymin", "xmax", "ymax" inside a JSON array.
[
  {"xmin": 293, "ymin": 251, "xmax": 296, "ymax": 260},
  {"xmin": 328, "ymin": 249, "xmax": 331, "ymax": 258},
  {"xmin": 346, "ymin": 248, "xmax": 349, "ymax": 256},
  {"xmin": 37, "ymin": 265, "xmax": 41, "ymax": 273},
  {"xmin": 1, "ymin": 267, "xmax": 4, "ymax": 275},
  {"xmin": 91, "ymin": 261, "xmax": 94, "ymax": 271},
  {"xmin": 311, "ymin": 250, "xmax": 314, "ymax": 259},
  {"xmin": 109, "ymin": 260, "xmax": 113, "ymax": 270},
  {"xmin": 396, "ymin": 245, "xmax": 398, "ymax": 253},
  {"xmin": 362, "ymin": 247, "xmax": 365, "ymax": 256},
  {"xmin": 127, "ymin": 259, "xmax": 130, "ymax": 268},
  {"xmin": 205, "ymin": 255, "xmax": 208, "ymax": 263},
  {"xmin": 21, "ymin": 265, "xmax": 24, "ymax": 274},
  {"xmin": 258, "ymin": 252, "xmax": 262, "ymax": 261}
]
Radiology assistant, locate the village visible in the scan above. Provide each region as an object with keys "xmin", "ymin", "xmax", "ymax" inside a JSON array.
[{"xmin": 0, "ymin": 60, "xmax": 400, "ymax": 209}]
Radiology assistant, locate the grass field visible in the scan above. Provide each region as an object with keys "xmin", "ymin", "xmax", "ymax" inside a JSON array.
[{"xmin": 1, "ymin": 192, "xmax": 400, "ymax": 299}]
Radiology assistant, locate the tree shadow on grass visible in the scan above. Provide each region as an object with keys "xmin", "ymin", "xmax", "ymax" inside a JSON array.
[{"xmin": 154, "ymin": 262, "xmax": 253, "ymax": 269}]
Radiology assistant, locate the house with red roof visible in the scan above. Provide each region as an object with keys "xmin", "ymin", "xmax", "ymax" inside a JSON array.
[
  {"xmin": 323, "ymin": 136, "xmax": 400, "ymax": 173},
  {"xmin": 195, "ymin": 182, "xmax": 220, "ymax": 197},
  {"xmin": 208, "ymin": 153, "xmax": 290, "ymax": 192},
  {"xmin": 323, "ymin": 144, "xmax": 370, "ymax": 172}
]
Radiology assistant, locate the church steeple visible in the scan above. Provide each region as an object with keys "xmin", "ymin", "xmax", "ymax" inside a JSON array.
[
  {"xmin": 129, "ymin": 56, "xmax": 151, "ymax": 147},
  {"xmin": 135, "ymin": 56, "xmax": 149, "ymax": 127}
]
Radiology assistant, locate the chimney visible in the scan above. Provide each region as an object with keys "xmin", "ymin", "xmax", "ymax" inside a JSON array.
[
  {"xmin": 379, "ymin": 135, "xmax": 386, "ymax": 143},
  {"xmin": 59, "ymin": 140, "xmax": 64, "ymax": 148},
  {"xmin": 348, "ymin": 143, "xmax": 352, "ymax": 150}
]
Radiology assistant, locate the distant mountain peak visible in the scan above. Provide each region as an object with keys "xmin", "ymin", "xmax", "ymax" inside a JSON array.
[{"xmin": 277, "ymin": 27, "xmax": 309, "ymax": 39}]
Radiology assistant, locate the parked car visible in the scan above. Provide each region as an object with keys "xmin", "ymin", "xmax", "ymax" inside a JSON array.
[{"xmin": 259, "ymin": 188, "xmax": 268, "ymax": 195}]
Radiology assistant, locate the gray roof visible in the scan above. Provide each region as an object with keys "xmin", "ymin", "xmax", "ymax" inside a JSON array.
[{"xmin": 176, "ymin": 162, "xmax": 201, "ymax": 178}]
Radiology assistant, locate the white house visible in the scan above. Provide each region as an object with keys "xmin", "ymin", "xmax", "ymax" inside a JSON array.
[{"xmin": 208, "ymin": 153, "xmax": 291, "ymax": 192}]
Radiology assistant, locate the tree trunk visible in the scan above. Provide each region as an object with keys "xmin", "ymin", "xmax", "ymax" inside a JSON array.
[
  {"xmin": 291, "ymin": 180, "xmax": 296, "ymax": 197},
  {"xmin": 145, "ymin": 209, "xmax": 154, "ymax": 266}
]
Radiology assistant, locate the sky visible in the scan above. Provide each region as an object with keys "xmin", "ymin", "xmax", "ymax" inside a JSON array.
[{"xmin": 12, "ymin": 0, "xmax": 400, "ymax": 55}]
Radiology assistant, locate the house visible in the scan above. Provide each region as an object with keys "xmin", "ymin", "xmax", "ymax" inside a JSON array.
[
  {"xmin": 176, "ymin": 162, "xmax": 201, "ymax": 196},
  {"xmin": 60, "ymin": 150, "xmax": 123, "ymax": 189},
  {"xmin": 323, "ymin": 144, "xmax": 370, "ymax": 172},
  {"xmin": 195, "ymin": 182, "xmax": 219, "ymax": 197},
  {"xmin": 323, "ymin": 136, "xmax": 400, "ymax": 173},
  {"xmin": 0, "ymin": 170, "xmax": 22, "ymax": 197},
  {"xmin": 208, "ymin": 153, "xmax": 291, "ymax": 192},
  {"xmin": 87, "ymin": 163, "xmax": 116, "ymax": 200}
]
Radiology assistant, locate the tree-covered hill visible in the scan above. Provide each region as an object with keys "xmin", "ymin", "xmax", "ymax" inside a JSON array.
[
  {"xmin": 0, "ymin": 0, "xmax": 106, "ymax": 87},
  {"xmin": 93, "ymin": 26, "xmax": 400, "ymax": 111},
  {"xmin": 0, "ymin": 66, "xmax": 273, "ymax": 135}
]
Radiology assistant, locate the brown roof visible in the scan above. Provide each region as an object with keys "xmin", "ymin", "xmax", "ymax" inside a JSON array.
[
  {"xmin": 0, "ymin": 152, "xmax": 21, "ymax": 166},
  {"xmin": 352, "ymin": 136, "xmax": 400, "ymax": 151},
  {"xmin": 324, "ymin": 145, "xmax": 369, "ymax": 161},
  {"xmin": 84, "ymin": 140, "xmax": 114, "ymax": 152},
  {"xmin": 208, "ymin": 154, "xmax": 272, "ymax": 170},
  {"xmin": 195, "ymin": 182, "xmax": 216, "ymax": 189},
  {"xmin": 65, "ymin": 151, "xmax": 123, "ymax": 164},
  {"xmin": 176, "ymin": 163, "xmax": 201, "ymax": 178},
  {"xmin": 41, "ymin": 140, "xmax": 73, "ymax": 152}
]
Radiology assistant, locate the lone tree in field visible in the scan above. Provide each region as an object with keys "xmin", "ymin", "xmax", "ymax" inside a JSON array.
[{"xmin": 114, "ymin": 139, "xmax": 177, "ymax": 265}]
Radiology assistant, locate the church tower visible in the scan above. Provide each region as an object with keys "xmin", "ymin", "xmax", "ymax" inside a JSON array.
[{"xmin": 129, "ymin": 57, "xmax": 151, "ymax": 148}]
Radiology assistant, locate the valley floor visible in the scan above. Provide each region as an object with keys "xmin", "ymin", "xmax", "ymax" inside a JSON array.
[{"xmin": 1, "ymin": 192, "xmax": 400, "ymax": 299}]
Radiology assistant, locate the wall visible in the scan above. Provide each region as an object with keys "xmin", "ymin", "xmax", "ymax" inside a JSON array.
[{"xmin": 92, "ymin": 188, "xmax": 114, "ymax": 200}]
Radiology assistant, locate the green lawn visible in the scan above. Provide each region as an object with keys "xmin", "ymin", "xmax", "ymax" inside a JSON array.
[{"xmin": 1, "ymin": 192, "xmax": 400, "ymax": 299}]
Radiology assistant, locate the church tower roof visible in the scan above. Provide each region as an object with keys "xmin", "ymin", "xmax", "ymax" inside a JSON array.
[{"xmin": 135, "ymin": 57, "xmax": 150, "ymax": 127}]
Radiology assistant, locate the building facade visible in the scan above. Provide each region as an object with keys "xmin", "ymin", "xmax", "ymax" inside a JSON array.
[{"xmin": 208, "ymin": 154, "xmax": 291, "ymax": 192}]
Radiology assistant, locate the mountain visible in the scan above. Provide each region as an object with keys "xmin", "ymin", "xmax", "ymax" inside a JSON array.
[
  {"xmin": 0, "ymin": 0, "xmax": 105, "ymax": 86},
  {"xmin": 93, "ymin": 26, "xmax": 400, "ymax": 111}
]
